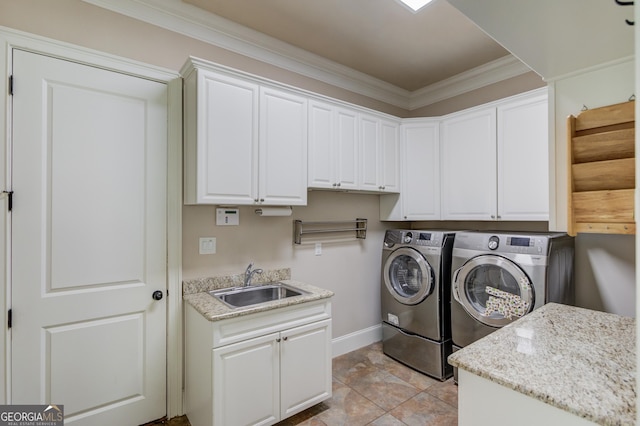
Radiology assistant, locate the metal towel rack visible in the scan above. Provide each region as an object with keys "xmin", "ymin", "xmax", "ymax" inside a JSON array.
[{"xmin": 293, "ymin": 218, "xmax": 367, "ymax": 244}]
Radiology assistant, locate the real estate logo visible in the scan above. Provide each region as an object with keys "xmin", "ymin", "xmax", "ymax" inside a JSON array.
[{"xmin": 0, "ymin": 405, "xmax": 63, "ymax": 426}]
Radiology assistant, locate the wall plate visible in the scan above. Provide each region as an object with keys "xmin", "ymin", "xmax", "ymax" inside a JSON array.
[{"xmin": 216, "ymin": 208, "xmax": 239, "ymax": 226}]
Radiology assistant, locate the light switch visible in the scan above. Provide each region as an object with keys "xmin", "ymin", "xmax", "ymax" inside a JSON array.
[{"xmin": 199, "ymin": 237, "xmax": 216, "ymax": 255}]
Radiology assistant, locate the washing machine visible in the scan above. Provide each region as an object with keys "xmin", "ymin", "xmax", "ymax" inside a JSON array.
[
  {"xmin": 381, "ymin": 229, "xmax": 456, "ymax": 380},
  {"xmin": 450, "ymin": 231, "xmax": 574, "ymax": 355}
]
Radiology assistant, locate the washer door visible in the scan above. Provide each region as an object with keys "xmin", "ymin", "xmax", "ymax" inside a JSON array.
[
  {"xmin": 383, "ymin": 247, "xmax": 434, "ymax": 305},
  {"xmin": 452, "ymin": 255, "xmax": 533, "ymax": 327}
]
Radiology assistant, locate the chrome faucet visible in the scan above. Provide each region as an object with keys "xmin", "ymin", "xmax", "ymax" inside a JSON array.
[{"xmin": 243, "ymin": 262, "xmax": 263, "ymax": 287}]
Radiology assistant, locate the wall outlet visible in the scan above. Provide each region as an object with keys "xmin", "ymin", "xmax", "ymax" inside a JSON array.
[
  {"xmin": 199, "ymin": 237, "xmax": 217, "ymax": 255},
  {"xmin": 315, "ymin": 242, "xmax": 322, "ymax": 256}
]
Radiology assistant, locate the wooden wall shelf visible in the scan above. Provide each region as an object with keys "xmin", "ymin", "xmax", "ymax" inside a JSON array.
[{"xmin": 567, "ymin": 100, "xmax": 635, "ymax": 236}]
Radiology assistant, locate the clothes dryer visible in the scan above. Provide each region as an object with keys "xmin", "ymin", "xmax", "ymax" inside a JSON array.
[
  {"xmin": 381, "ymin": 229, "xmax": 456, "ymax": 380},
  {"xmin": 450, "ymin": 231, "xmax": 574, "ymax": 353}
]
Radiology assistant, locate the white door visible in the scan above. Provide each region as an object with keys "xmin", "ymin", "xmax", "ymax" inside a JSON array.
[{"xmin": 10, "ymin": 50, "xmax": 167, "ymax": 425}]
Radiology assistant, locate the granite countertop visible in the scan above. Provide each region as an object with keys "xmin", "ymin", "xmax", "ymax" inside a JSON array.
[
  {"xmin": 183, "ymin": 268, "xmax": 334, "ymax": 322},
  {"xmin": 447, "ymin": 303, "xmax": 636, "ymax": 426}
]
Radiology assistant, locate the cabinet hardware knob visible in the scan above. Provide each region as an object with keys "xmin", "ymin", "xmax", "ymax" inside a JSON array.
[
  {"xmin": 336, "ymin": 183, "xmax": 341, "ymax": 187},
  {"xmin": 283, "ymin": 336, "xmax": 288, "ymax": 341},
  {"xmin": 490, "ymin": 215, "xmax": 496, "ymax": 219},
  {"xmin": 276, "ymin": 338, "xmax": 281, "ymax": 342},
  {"xmin": 260, "ymin": 198, "xmax": 264, "ymax": 202}
]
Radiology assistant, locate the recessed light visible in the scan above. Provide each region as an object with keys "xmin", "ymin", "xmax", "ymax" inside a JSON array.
[{"xmin": 397, "ymin": 0, "xmax": 434, "ymax": 12}]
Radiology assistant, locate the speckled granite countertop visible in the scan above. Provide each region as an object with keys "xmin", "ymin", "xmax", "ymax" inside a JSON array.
[
  {"xmin": 447, "ymin": 303, "xmax": 636, "ymax": 426},
  {"xmin": 183, "ymin": 268, "xmax": 334, "ymax": 322}
]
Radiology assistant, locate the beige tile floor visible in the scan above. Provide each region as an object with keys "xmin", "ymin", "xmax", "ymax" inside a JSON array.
[{"xmin": 163, "ymin": 341, "xmax": 458, "ymax": 426}]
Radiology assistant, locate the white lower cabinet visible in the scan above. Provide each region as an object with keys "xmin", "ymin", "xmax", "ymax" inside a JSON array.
[{"xmin": 185, "ymin": 300, "xmax": 332, "ymax": 426}]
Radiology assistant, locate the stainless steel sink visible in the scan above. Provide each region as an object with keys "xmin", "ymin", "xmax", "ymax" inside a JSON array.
[{"xmin": 209, "ymin": 283, "xmax": 308, "ymax": 308}]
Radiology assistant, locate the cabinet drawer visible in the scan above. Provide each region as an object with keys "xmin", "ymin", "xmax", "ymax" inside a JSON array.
[{"xmin": 212, "ymin": 299, "xmax": 331, "ymax": 348}]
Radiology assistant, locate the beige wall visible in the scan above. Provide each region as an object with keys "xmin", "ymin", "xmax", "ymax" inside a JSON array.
[
  {"xmin": 0, "ymin": 0, "xmax": 561, "ymax": 343},
  {"xmin": 550, "ymin": 59, "xmax": 636, "ymax": 316}
]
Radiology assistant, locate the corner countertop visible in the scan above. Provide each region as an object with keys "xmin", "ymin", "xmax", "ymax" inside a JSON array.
[
  {"xmin": 183, "ymin": 269, "xmax": 334, "ymax": 322},
  {"xmin": 447, "ymin": 303, "xmax": 636, "ymax": 426}
]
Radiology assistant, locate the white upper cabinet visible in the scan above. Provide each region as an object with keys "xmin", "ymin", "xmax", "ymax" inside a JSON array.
[
  {"xmin": 440, "ymin": 89, "xmax": 549, "ymax": 221},
  {"xmin": 307, "ymin": 100, "xmax": 358, "ymax": 190},
  {"xmin": 259, "ymin": 87, "xmax": 308, "ymax": 205},
  {"xmin": 379, "ymin": 119, "xmax": 401, "ymax": 193},
  {"xmin": 380, "ymin": 119, "xmax": 440, "ymax": 221},
  {"xmin": 308, "ymin": 100, "xmax": 399, "ymax": 193},
  {"xmin": 441, "ymin": 107, "xmax": 497, "ymax": 220},
  {"xmin": 359, "ymin": 113, "xmax": 400, "ymax": 193},
  {"xmin": 183, "ymin": 60, "xmax": 307, "ymax": 205},
  {"xmin": 497, "ymin": 92, "xmax": 549, "ymax": 220}
]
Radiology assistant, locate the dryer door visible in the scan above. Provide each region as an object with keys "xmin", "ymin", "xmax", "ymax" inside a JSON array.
[
  {"xmin": 383, "ymin": 247, "xmax": 434, "ymax": 305},
  {"xmin": 452, "ymin": 255, "xmax": 533, "ymax": 327}
]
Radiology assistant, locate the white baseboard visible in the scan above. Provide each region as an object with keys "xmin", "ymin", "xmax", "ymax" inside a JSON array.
[{"xmin": 331, "ymin": 324, "xmax": 382, "ymax": 358}]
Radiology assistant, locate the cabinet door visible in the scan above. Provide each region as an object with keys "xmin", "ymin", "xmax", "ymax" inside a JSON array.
[
  {"xmin": 213, "ymin": 333, "xmax": 280, "ymax": 426},
  {"xmin": 308, "ymin": 100, "xmax": 335, "ymax": 189},
  {"xmin": 497, "ymin": 93, "xmax": 549, "ymax": 220},
  {"xmin": 259, "ymin": 87, "xmax": 308, "ymax": 205},
  {"xmin": 187, "ymin": 70, "xmax": 259, "ymax": 204},
  {"xmin": 441, "ymin": 108, "xmax": 497, "ymax": 220},
  {"xmin": 280, "ymin": 319, "xmax": 332, "ymax": 419},
  {"xmin": 380, "ymin": 119, "xmax": 400, "ymax": 193},
  {"xmin": 359, "ymin": 113, "xmax": 380, "ymax": 191},
  {"xmin": 403, "ymin": 121, "xmax": 440, "ymax": 220},
  {"xmin": 335, "ymin": 107, "xmax": 359, "ymax": 190}
]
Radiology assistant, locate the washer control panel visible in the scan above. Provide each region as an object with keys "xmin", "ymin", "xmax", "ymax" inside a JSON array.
[{"xmin": 383, "ymin": 230, "xmax": 444, "ymax": 248}]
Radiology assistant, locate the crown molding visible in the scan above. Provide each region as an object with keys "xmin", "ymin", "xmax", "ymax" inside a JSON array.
[{"xmin": 82, "ymin": 0, "xmax": 529, "ymax": 110}]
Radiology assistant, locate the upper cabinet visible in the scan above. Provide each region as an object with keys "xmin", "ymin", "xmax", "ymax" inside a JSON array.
[
  {"xmin": 380, "ymin": 119, "xmax": 440, "ymax": 221},
  {"xmin": 441, "ymin": 90, "xmax": 549, "ymax": 221},
  {"xmin": 308, "ymin": 101, "xmax": 399, "ymax": 193},
  {"xmin": 441, "ymin": 89, "xmax": 549, "ymax": 221},
  {"xmin": 441, "ymin": 107, "xmax": 497, "ymax": 220},
  {"xmin": 307, "ymin": 100, "xmax": 358, "ymax": 191},
  {"xmin": 183, "ymin": 59, "xmax": 307, "ymax": 206}
]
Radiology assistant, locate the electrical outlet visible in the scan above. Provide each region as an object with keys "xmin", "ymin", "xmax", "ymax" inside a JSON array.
[
  {"xmin": 315, "ymin": 242, "xmax": 322, "ymax": 256},
  {"xmin": 199, "ymin": 237, "xmax": 216, "ymax": 255}
]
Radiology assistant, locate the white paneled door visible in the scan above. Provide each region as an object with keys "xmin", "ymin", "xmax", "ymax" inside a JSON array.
[{"xmin": 10, "ymin": 50, "xmax": 167, "ymax": 425}]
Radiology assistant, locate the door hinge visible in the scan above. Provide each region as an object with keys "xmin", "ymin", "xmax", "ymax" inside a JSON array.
[
  {"xmin": 1, "ymin": 191, "xmax": 13, "ymax": 211},
  {"xmin": 8, "ymin": 75, "xmax": 13, "ymax": 96},
  {"xmin": 7, "ymin": 309, "xmax": 11, "ymax": 329}
]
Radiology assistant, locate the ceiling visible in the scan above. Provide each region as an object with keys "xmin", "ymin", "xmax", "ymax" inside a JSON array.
[{"xmin": 182, "ymin": 0, "xmax": 512, "ymax": 92}]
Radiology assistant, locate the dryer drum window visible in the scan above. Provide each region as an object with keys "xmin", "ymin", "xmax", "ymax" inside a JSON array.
[{"xmin": 454, "ymin": 255, "xmax": 534, "ymax": 327}]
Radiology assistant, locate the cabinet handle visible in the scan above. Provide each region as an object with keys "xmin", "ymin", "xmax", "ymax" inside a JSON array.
[
  {"xmin": 491, "ymin": 215, "xmax": 496, "ymax": 219},
  {"xmin": 497, "ymin": 215, "xmax": 502, "ymax": 219},
  {"xmin": 336, "ymin": 183, "xmax": 341, "ymax": 187},
  {"xmin": 283, "ymin": 336, "xmax": 288, "ymax": 341},
  {"xmin": 276, "ymin": 338, "xmax": 281, "ymax": 343}
]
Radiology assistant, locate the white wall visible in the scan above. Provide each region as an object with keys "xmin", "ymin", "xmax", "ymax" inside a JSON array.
[{"xmin": 550, "ymin": 59, "xmax": 636, "ymax": 316}]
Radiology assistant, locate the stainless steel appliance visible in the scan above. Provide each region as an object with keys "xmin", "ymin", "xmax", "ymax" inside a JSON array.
[
  {"xmin": 381, "ymin": 229, "xmax": 456, "ymax": 380},
  {"xmin": 450, "ymin": 231, "xmax": 574, "ymax": 358}
]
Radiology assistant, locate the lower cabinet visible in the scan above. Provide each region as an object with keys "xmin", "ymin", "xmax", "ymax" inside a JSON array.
[{"xmin": 185, "ymin": 299, "xmax": 332, "ymax": 426}]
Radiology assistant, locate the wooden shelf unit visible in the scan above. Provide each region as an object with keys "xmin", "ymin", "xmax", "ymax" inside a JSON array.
[{"xmin": 567, "ymin": 100, "xmax": 635, "ymax": 236}]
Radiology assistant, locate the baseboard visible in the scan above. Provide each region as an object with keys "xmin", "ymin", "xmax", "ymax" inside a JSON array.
[{"xmin": 331, "ymin": 323, "xmax": 382, "ymax": 358}]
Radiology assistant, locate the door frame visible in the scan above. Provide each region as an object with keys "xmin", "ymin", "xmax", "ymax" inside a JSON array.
[{"xmin": 0, "ymin": 26, "xmax": 184, "ymax": 418}]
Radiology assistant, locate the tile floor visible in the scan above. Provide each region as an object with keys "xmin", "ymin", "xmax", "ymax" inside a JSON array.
[{"xmin": 162, "ymin": 341, "xmax": 458, "ymax": 426}]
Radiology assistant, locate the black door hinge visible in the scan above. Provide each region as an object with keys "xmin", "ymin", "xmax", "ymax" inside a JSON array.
[
  {"xmin": 8, "ymin": 309, "xmax": 11, "ymax": 329},
  {"xmin": 2, "ymin": 191, "xmax": 12, "ymax": 211},
  {"xmin": 8, "ymin": 75, "xmax": 13, "ymax": 96}
]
